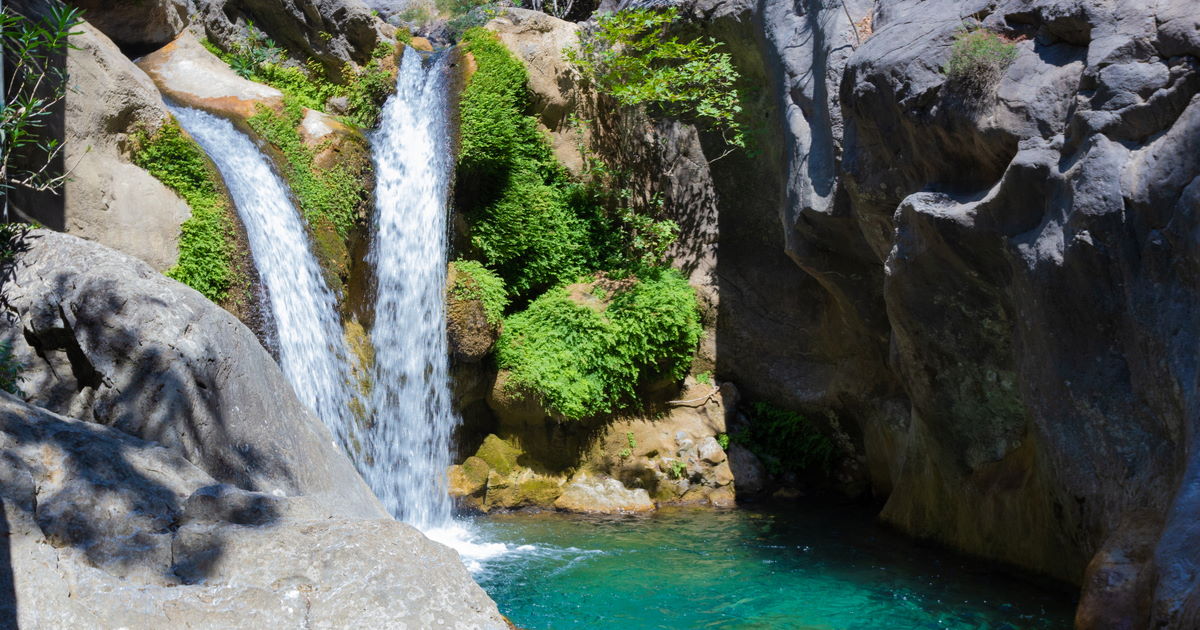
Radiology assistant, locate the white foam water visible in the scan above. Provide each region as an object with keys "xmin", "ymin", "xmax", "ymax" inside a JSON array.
[{"xmin": 169, "ymin": 105, "xmax": 360, "ymax": 451}]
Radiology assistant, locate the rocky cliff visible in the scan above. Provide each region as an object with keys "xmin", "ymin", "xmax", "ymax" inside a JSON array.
[{"xmin": 494, "ymin": 0, "xmax": 1199, "ymax": 626}]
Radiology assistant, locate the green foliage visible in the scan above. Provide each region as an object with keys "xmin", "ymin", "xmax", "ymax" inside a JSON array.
[
  {"xmin": 247, "ymin": 98, "xmax": 368, "ymax": 236},
  {"xmin": 0, "ymin": 3, "xmax": 82, "ymax": 201},
  {"xmin": 566, "ymin": 7, "xmax": 744, "ymax": 147},
  {"xmin": 619, "ymin": 447, "xmax": 632, "ymax": 458},
  {"xmin": 496, "ymin": 268, "xmax": 702, "ymax": 420},
  {"xmin": 943, "ymin": 28, "xmax": 1018, "ymax": 93},
  {"xmin": 451, "ymin": 259, "xmax": 509, "ymax": 326},
  {"xmin": 133, "ymin": 121, "xmax": 234, "ymax": 302},
  {"xmin": 625, "ymin": 432, "xmax": 637, "ymax": 449},
  {"xmin": 733, "ymin": 402, "xmax": 835, "ymax": 477},
  {"xmin": 0, "ymin": 340, "xmax": 23, "ymax": 396},
  {"xmin": 695, "ymin": 371, "xmax": 712, "ymax": 386},
  {"xmin": 457, "ymin": 28, "xmax": 680, "ymax": 298},
  {"xmin": 715, "ymin": 432, "xmax": 729, "ymax": 450},
  {"xmin": 203, "ymin": 24, "xmax": 395, "ymax": 128},
  {"xmin": 667, "ymin": 459, "xmax": 687, "ymax": 479}
]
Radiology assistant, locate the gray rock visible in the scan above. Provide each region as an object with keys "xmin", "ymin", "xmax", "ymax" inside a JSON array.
[
  {"xmin": 0, "ymin": 230, "xmax": 384, "ymax": 520},
  {"xmin": 46, "ymin": 22, "xmax": 189, "ymax": 272},
  {"xmin": 68, "ymin": 0, "xmax": 190, "ymax": 50},
  {"xmin": 192, "ymin": 0, "xmax": 395, "ymax": 81},
  {"xmin": 726, "ymin": 445, "xmax": 764, "ymax": 496},
  {"xmin": 0, "ymin": 392, "xmax": 505, "ymax": 628}
]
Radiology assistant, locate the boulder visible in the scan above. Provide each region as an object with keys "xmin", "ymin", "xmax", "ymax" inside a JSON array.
[
  {"xmin": 554, "ymin": 474, "xmax": 654, "ymax": 514},
  {"xmin": 138, "ymin": 31, "xmax": 285, "ymax": 121},
  {"xmin": 0, "ymin": 230, "xmax": 383, "ymax": 520},
  {"xmin": 446, "ymin": 263, "xmax": 501, "ymax": 362},
  {"xmin": 0, "ymin": 392, "xmax": 505, "ymax": 628},
  {"xmin": 192, "ymin": 0, "xmax": 394, "ymax": 81},
  {"xmin": 727, "ymin": 444, "xmax": 765, "ymax": 497},
  {"xmin": 57, "ymin": 22, "xmax": 189, "ymax": 272},
  {"xmin": 485, "ymin": 9, "xmax": 586, "ymax": 173},
  {"xmin": 68, "ymin": 0, "xmax": 190, "ymax": 51}
]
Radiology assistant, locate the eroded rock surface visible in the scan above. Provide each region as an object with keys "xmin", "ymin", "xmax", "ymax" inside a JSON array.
[
  {"xmin": 138, "ymin": 31, "xmax": 285, "ymax": 120},
  {"xmin": 0, "ymin": 230, "xmax": 382, "ymax": 520},
  {"xmin": 0, "ymin": 392, "xmax": 504, "ymax": 628}
]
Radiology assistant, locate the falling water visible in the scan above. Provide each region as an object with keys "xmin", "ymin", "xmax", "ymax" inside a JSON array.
[
  {"xmin": 364, "ymin": 49, "xmax": 458, "ymax": 530},
  {"xmin": 170, "ymin": 105, "xmax": 359, "ymax": 451}
]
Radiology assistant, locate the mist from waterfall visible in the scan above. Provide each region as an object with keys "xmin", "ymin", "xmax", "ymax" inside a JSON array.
[
  {"xmin": 169, "ymin": 105, "xmax": 360, "ymax": 452},
  {"xmin": 363, "ymin": 49, "xmax": 458, "ymax": 530}
]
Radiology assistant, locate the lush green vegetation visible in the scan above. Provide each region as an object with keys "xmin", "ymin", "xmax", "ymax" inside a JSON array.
[
  {"xmin": 202, "ymin": 26, "xmax": 395, "ymax": 128},
  {"xmin": 133, "ymin": 121, "xmax": 235, "ymax": 302},
  {"xmin": 943, "ymin": 28, "xmax": 1018, "ymax": 92},
  {"xmin": 458, "ymin": 28, "xmax": 679, "ymax": 300},
  {"xmin": 247, "ymin": 98, "xmax": 369, "ymax": 236},
  {"xmin": 495, "ymin": 268, "xmax": 701, "ymax": 420},
  {"xmin": 566, "ymin": 7, "xmax": 744, "ymax": 148},
  {"xmin": 733, "ymin": 402, "xmax": 835, "ymax": 477},
  {"xmin": 450, "ymin": 259, "xmax": 509, "ymax": 326},
  {"xmin": 0, "ymin": 3, "xmax": 80, "ymax": 201}
]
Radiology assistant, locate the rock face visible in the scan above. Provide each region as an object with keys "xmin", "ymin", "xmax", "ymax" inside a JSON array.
[
  {"xmin": 52, "ymin": 22, "xmax": 189, "ymax": 272},
  {"xmin": 501, "ymin": 0, "xmax": 1200, "ymax": 625},
  {"xmin": 68, "ymin": 0, "xmax": 190, "ymax": 51},
  {"xmin": 752, "ymin": 0, "xmax": 1199, "ymax": 625},
  {"xmin": 192, "ymin": 0, "xmax": 394, "ymax": 81},
  {"xmin": 0, "ymin": 392, "xmax": 505, "ymax": 628},
  {"xmin": 138, "ymin": 31, "xmax": 286, "ymax": 120},
  {"xmin": 0, "ymin": 230, "xmax": 382, "ymax": 520},
  {"xmin": 554, "ymin": 474, "xmax": 654, "ymax": 514}
]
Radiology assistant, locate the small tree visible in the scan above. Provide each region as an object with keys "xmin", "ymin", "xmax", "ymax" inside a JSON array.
[{"xmin": 565, "ymin": 7, "xmax": 744, "ymax": 149}]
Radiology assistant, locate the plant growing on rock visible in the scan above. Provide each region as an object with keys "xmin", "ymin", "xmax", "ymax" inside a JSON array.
[
  {"xmin": 0, "ymin": 340, "xmax": 23, "ymax": 396},
  {"xmin": 943, "ymin": 27, "xmax": 1018, "ymax": 94},
  {"xmin": 450, "ymin": 259, "xmax": 509, "ymax": 325},
  {"xmin": 133, "ymin": 120, "xmax": 237, "ymax": 302},
  {"xmin": 0, "ymin": 3, "xmax": 82, "ymax": 210},
  {"xmin": 566, "ymin": 7, "xmax": 745, "ymax": 148},
  {"xmin": 495, "ymin": 268, "xmax": 702, "ymax": 420}
]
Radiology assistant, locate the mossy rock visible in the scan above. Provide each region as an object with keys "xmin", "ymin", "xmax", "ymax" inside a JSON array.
[
  {"xmin": 475, "ymin": 434, "xmax": 523, "ymax": 476},
  {"xmin": 484, "ymin": 475, "xmax": 562, "ymax": 510},
  {"xmin": 462, "ymin": 456, "xmax": 490, "ymax": 487},
  {"xmin": 448, "ymin": 464, "xmax": 486, "ymax": 497}
]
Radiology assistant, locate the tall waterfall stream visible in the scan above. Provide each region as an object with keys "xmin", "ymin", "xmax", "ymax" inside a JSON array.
[{"xmin": 169, "ymin": 105, "xmax": 360, "ymax": 454}]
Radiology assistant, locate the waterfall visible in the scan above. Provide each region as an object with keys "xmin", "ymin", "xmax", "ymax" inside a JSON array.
[
  {"xmin": 363, "ymin": 49, "xmax": 457, "ymax": 530},
  {"xmin": 170, "ymin": 106, "xmax": 359, "ymax": 451}
]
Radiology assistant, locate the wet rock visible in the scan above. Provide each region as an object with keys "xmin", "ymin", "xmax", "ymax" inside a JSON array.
[{"xmin": 138, "ymin": 31, "xmax": 285, "ymax": 120}]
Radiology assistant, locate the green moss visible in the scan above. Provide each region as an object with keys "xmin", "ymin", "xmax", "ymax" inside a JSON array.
[
  {"xmin": 462, "ymin": 456, "xmax": 491, "ymax": 486},
  {"xmin": 247, "ymin": 98, "xmax": 368, "ymax": 237},
  {"xmin": 450, "ymin": 259, "xmax": 508, "ymax": 325},
  {"xmin": 496, "ymin": 268, "xmax": 702, "ymax": 420},
  {"xmin": 133, "ymin": 120, "xmax": 235, "ymax": 302},
  {"xmin": 475, "ymin": 434, "xmax": 523, "ymax": 476}
]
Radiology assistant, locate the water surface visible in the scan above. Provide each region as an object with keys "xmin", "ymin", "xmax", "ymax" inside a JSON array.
[{"xmin": 473, "ymin": 505, "xmax": 1074, "ymax": 629}]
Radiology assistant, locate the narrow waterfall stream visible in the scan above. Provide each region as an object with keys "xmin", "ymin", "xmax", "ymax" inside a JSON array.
[
  {"xmin": 363, "ymin": 49, "xmax": 457, "ymax": 529},
  {"xmin": 169, "ymin": 106, "xmax": 360, "ymax": 451}
]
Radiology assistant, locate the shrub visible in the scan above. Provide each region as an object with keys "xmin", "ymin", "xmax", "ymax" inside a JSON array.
[
  {"xmin": 495, "ymin": 268, "xmax": 702, "ymax": 420},
  {"xmin": 733, "ymin": 402, "xmax": 835, "ymax": 477},
  {"xmin": 457, "ymin": 28, "xmax": 680, "ymax": 298},
  {"xmin": 566, "ymin": 7, "xmax": 744, "ymax": 147},
  {"xmin": 0, "ymin": 3, "xmax": 81, "ymax": 201},
  {"xmin": 133, "ymin": 120, "xmax": 235, "ymax": 302},
  {"xmin": 450, "ymin": 259, "xmax": 508, "ymax": 325},
  {"xmin": 943, "ymin": 28, "xmax": 1018, "ymax": 93},
  {"xmin": 203, "ymin": 25, "xmax": 395, "ymax": 128},
  {"xmin": 247, "ymin": 98, "xmax": 369, "ymax": 237},
  {"xmin": 457, "ymin": 28, "xmax": 591, "ymax": 297}
]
